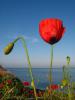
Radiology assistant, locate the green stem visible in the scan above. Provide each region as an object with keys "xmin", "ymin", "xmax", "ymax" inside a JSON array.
[
  {"xmin": 13, "ymin": 37, "xmax": 21, "ymax": 43},
  {"xmin": 13, "ymin": 36, "xmax": 37, "ymax": 100},
  {"xmin": 63, "ymin": 67, "xmax": 65, "ymax": 79},
  {"xmin": 67, "ymin": 63, "xmax": 71, "ymax": 100},
  {"xmin": 49, "ymin": 45, "xmax": 53, "ymax": 100},
  {"xmin": 50, "ymin": 45, "xmax": 53, "ymax": 84}
]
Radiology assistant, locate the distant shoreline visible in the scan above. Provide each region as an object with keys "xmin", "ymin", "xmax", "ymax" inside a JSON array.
[{"xmin": 6, "ymin": 67, "xmax": 75, "ymax": 69}]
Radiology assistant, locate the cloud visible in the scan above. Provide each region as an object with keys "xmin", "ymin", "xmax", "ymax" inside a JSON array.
[
  {"xmin": 31, "ymin": 38, "xmax": 39, "ymax": 44},
  {"xmin": 6, "ymin": 34, "xmax": 39, "ymax": 44}
]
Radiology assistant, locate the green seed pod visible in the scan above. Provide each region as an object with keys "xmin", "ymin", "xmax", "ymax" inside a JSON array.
[
  {"xmin": 31, "ymin": 80, "xmax": 34, "ymax": 88},
  {"xmin": 4, "ymin": 42, "xmax": 14, "ymax": 55},
  {"xmin": 66, "ymin": 56, "xmax": 70, "ymax": 65}
]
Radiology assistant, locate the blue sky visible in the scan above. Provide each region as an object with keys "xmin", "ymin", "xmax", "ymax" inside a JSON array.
[{"xmin": 0, "ymin": 0, "xmax": 75, "ymax": 67}]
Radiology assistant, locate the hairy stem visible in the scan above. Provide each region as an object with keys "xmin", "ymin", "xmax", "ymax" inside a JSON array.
[
  {"xmin": 49, "ymin": 45, "xmax": 53, "ymax": 100},
  {"xmin": 50, "ymin": 45, "xmax": 53, "ymax": 84},
  {"xmin": 13, "ymin": 36, "xmax": 37, "ymax": 100},
  {"xmin": 67, "ymin": 63, "xmax": 71, "ymax": 100}
]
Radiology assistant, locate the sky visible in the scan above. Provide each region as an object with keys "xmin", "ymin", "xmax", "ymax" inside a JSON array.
[{"xmin": 0, "ymin": 0, "xmax": 75, "ymax": 68}]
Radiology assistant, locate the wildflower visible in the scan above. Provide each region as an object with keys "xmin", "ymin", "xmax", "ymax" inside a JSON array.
[
  {"xmin": 39, "ymin": 18, "xmax": 65, "ymax": 45},
  {"xmin": 22, "ymin": 88, "xmax": 26, "ymax": 92},
  {"xmin": 0, "ymin": 83, "xmax": 4, "ymax": 89},
  {"xmin": 39, "ymin": 18, "xmax": 65, "ymax": 90},
  {"xmin": 29, "ymin": 90, "xmax": 34, "ymax": 94},
  {"xmin": 23, "ymin": 81, "xmax": 30, "ymax": 86},
  {"xmin": 48, "ymin": 84, "xmax": 60, "ymax": 90},
  {"xmin": 62, "ymin": 79, "xmax": 68, "ymax": 86},
  {"xmin": 51, "ymin": 84, "xmax": 59, "ymax": 90},
  {"xmin": 7, "ymin": 79, "xmax": 12, "ymax": 85},
  {"xmin": 60, "ymin": 85, "xmax": 64, "ymax": 89}
]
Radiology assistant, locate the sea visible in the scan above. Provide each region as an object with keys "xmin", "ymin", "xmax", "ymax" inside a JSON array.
[{"xmin": 7, "ymin": 67, "xmax": 75, "ymax": 90}]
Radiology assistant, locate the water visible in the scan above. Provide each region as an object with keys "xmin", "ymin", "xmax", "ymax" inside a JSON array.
[{"xmin": 7, "ymin": 67, "xmax": 75, "ymax": 90}]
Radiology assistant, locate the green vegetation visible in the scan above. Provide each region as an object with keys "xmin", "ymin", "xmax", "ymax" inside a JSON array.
[{"xmin": 3, "ymin": 35, "xmax": 74, "ymax": 100}]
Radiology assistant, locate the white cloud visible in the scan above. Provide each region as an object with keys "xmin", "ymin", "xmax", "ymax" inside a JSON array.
[
  {"xmin": 6, "ymin": 34, "xmax": 39, "ymax": 44},
  {"xmin": 31, "ymin": 38, "xmax": 39, "ymax": 44}
]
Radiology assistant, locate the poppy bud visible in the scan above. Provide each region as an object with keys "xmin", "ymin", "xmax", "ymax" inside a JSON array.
[
  {"xmin": 31, "ymin": 80, "xmax": 34, "ymax": 88},
  {"xmin": 4, "ymin": 42, "xmax": 14, "ymax": 55},
  {"xmin": 66, "ymin": 56, "xmax": 70, "ymax": 64}
]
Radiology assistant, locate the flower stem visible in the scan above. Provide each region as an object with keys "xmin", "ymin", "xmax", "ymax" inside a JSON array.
[
  {"xmin": 67, "ymin": 63, "xmax": 71, "ymax": 100},
  {"xmin": 13, "ymin": 36, "xmax": 37, "ymax": 100},
  {"xmin": 49, "ymin": 45, "xmax": 53, "ymax": 100},
  {"xmin": 50, "ymin": 45, "xmax": 53, "ymax": 84}
]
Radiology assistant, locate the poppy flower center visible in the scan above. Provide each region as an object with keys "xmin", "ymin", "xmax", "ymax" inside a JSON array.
[{"xmin": 50, "ymin": 36, "xmax": 57, "ymax": 44}]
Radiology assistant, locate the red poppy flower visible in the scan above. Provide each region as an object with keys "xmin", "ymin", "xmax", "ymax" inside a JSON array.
[
  {"xmin": 7, "ymin": 79, "xmax": 12, "ymax": 84},
  {"xmin": 51, "ymin": 84, "xmax": 59, "ymax": 90},
  {"xmin": 29, "ymin": 90, "xmax": 34, "ymax": 94},
  {"xmin": 23, "ymin": 81, "xmax": 30, "ymax": 86},
  {"xmin": 39, "ymin": 18, "xmax": 65, "ymax": 45},
  {"xmin": 0, "ymin": 83, "xmax": 4, "ymax": 89},
  {"xmin": 22, "ymin": 88, "xmax": 26, "ymax": 92},
  {"xmin": 48, "ymin": 84, "xmax": 60, "ymax": 90}
]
